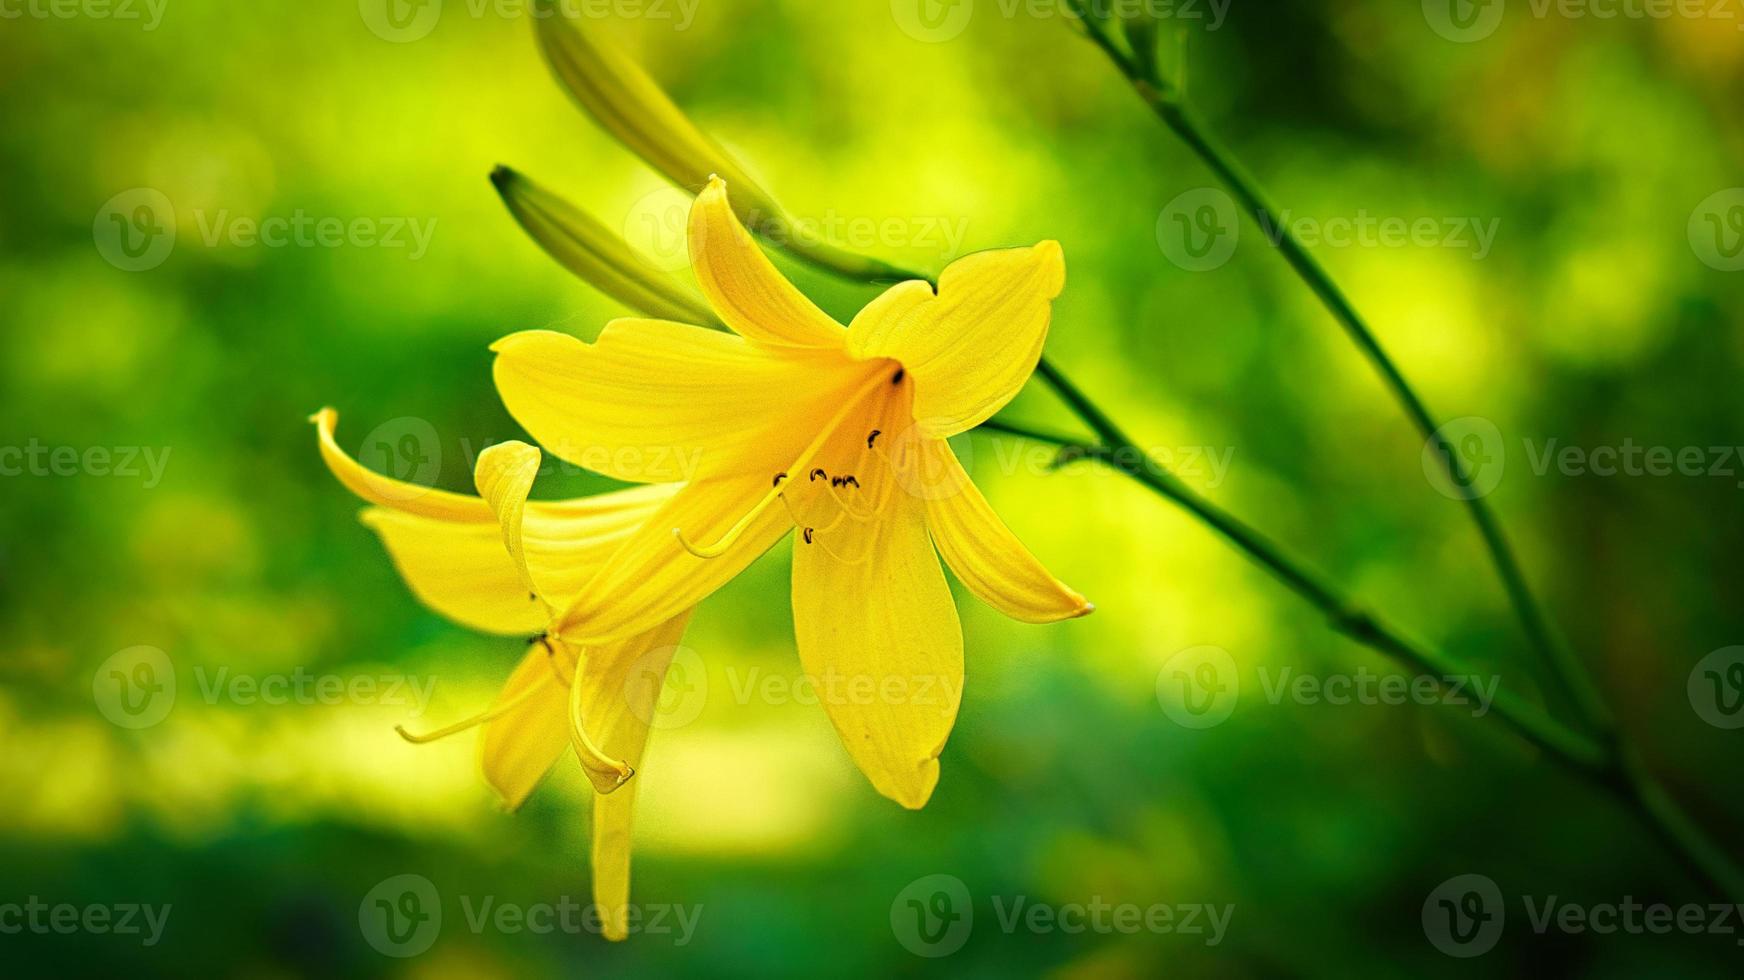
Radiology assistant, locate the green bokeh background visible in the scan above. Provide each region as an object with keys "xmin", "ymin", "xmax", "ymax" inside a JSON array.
[{"xmin": 3, "ymin": 0, "xmax": 1743, "ymax": 975}]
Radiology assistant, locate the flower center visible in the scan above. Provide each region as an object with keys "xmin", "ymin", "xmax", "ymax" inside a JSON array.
[{"xmin": 674, "ymin": 364, "xmax": 911, "ymax": 562}]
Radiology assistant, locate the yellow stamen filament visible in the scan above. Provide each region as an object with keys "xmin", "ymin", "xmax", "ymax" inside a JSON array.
[
  {"xmin": 675, "ymin": 369, "xmax": 890, "ymax": 559},
  {"xmin": 569, "ymin": 650, "xmax": 635, "ymax": 792},
  {"xmin": 395, "ymin": 676, "xmax": 550, "ymax": 744},
  {"xmin": 540, "ymin": 635, "xmax": 576, "ymax": 685},
  {"xmin": 816, "ymin": 534, "xmax": 872, "ymax": 566}
]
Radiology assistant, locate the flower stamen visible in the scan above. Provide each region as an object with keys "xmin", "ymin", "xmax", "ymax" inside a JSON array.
[
  {"xmin": 570, "ymin": 664, "xmax": 635, "ymax": 792},
  {"xmin": 395, "ymin": 676, "xmax": 550, "ymax": 744},
  {"xmin": 674, "ymin": 369, "xmax": 890, "ymax": 558}
]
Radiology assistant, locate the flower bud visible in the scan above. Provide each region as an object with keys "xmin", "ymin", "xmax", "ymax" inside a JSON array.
[{"xmin": 491, "ymin": 165, "xmax": 718, "ymax": 326}]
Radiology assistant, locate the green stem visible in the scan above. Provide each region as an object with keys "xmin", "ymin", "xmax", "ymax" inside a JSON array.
[
  {"xmin": 1065, "ymin": 6, "xmax": 1614, "ymax": 739},
  {"xmin": 978, "ymin": 406, "xmax": 1596, "ymax": 768},
  {"xmin": 975, "ymin": 415, "xmax": 1744, "ymax": 903}
]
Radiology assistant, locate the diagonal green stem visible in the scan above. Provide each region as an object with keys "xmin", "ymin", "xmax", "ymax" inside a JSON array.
[
  {"xmin": 975, "ymin": 415, "xmax": 1599, "ymax": 766},
  {"xmin": 974, "ymin": 415, "xmax": 1744, "ymax": 904},
  {"xmin": 1062, "ymin": 2, "xmax": 1614, "ymax": 738}
]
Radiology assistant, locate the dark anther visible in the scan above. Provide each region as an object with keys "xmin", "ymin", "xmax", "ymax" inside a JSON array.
[
  {"xmin": 803, "ymin": 527, "xmax": 815, "ymax": 544},
  {"xmin": 772, "ymin": 473, "xmax": 787, "ymax": 487},
  {"xmin": 892, "ymin": 368, "xmax": 905, "ymax": 385},
  {"xmin": 867, "ymin": 430, "xmax": 882, "ymax": 448},
  {"xmin": 809, "ymin": 468, "xmax": 827, "ymax": 482},
  {"xmin": 528, "ymin": 591, "xmax": 538, "ymax": 601},
  {"xmin": 843, "ymin": 476, "xmax": 861, "ymax": 489}
]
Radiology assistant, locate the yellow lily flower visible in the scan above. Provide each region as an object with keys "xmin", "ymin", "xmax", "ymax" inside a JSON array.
[
  {"xmin": 492, "ymin": 178, "xmax": 1092, "ymax": 809},
  {"xmin": 312, "ymin": 408, "xmax": 689, "ymax": 941}
]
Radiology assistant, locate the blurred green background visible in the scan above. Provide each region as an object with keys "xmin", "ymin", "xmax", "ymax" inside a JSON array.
[{"xmin": 3, "ymin": 0, "xmax": 1743, "ymax": 975}]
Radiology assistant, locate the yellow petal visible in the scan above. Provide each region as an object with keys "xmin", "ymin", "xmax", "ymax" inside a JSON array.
[
  {"xmin": 689, "ymin": 178, "xmax": 847, "ymax": 350},
  {"xmin": 516, "ymin": 484, "xmax": 677, "ymax": 604},
  {"xmin": 557, "ymin": 470, "xmax": 793, "ymax": 645},
  {"xmin": 312, "ymin": 407, "xmax": 491, "ymax": 521},
  {"xmin": 492, "ymin": 323, "xmax": 861, "ymax": 484},
  {"xmin": 847, "ymin": 242, "xmax": 1066, "ymax": 437},
  {"xmin": 473, "ymin": 440, "xmax": 544, "ymax": 598},
  {"xmin": 921, "ymin": 440, "xmax": 1092, "ymax": 623},
  {"xmin": 316, "ymin": 409, "xmax": 676, "ymax": 630},
  {"xmin": 579, "ymin": 611, "xmax": 694, "ymax": 941},
  {"xmin": 491, "ymin": 166, "xmax": 719, "ymax": 327},
  {"xmin": 361, "ymin": 508, "xmax": 548, "ymax": 636},
  {"xmin": 534, "ymin": 6, "xmax": 785, "ymax": 228},
  {"xmin": 791, "ymin": 469, "xmax": 963, "ymax": 809},
  {"xmin": 480, "ymin": 643, "xmax": 572, "ymax": 810}
]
